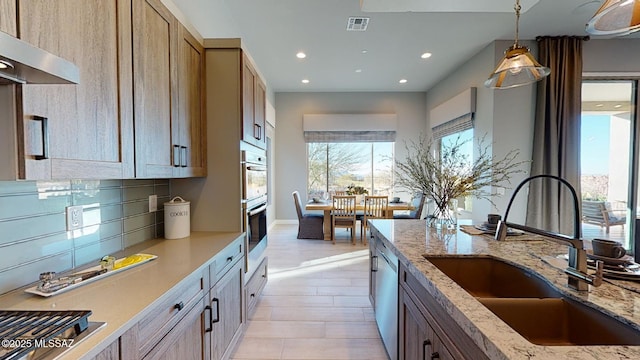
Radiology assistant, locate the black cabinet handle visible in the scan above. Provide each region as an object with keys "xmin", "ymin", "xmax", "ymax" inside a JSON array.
[
  {"xmin": 204, "ymin": 305, "xmax": 212, "ymax": 332},
  {"xmin": 250, "ymin": 293, "xmax": 255, "ymax": 298},
  {"xmin": 174, "ymin": 301, "xmax": 184, "ymax": 311},
  {"xmin": 227, "ymin": 256, "xmax": 233, "ymax": 262},
  {"xmin": 423, "ymin": 339, "xmax": 431, "ymax": 360},
  {"xmin": 180, "ymin": 146, "xmax": 187, "ymax": 167},
  {"xmin": 212, "ymin": 297, "xmax": 220, "ymax": 323},
  {"xmin": 33, "ymin": 116, "xmax": 49, "ymax": 160},
  {"xmin": 431, "ymin": 352, "xmax": 440, "ymax": 359},
  {"xmin": 173, "ymin": 145, "xmax": 180, "ymax": 167},
  {"xmin": 254, "ymin": 123, "xmax": 262, "ymax": 140}
]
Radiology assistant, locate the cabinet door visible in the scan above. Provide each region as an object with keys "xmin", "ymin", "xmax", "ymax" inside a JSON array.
[
  {"xmin": 90, "ymin": 339, "xmax": 119, "ymax": 360},
  {"xmin": 253, "ymin": 76, "xmax": 266, "ymax": 148},
  {"xmin": 17, "ymin": 0, "xmax": 134, "ymax": 180},
  {"xmin": 369, "ymin": 236, "xmax": 377, "ymax": 306},
  {"xmin": 143, "ymin": 296, "xmax": 209, "ymax": 360},
  {"xmin": 241, "ymin": 54, "xmax": 256, "ymax": 147},
  {"xmin": 399, "ymin": 288, "xmax": 431, "ymax": 360},
  {"xmin": 132, "ymin": 0, "xmax": 177, "ymax": 178},
  {"xmin": 175, "ymin": 25, "xmax": 206, "ymax": 177},
  {"xmin": 210, "ymin": 259, "xmax": 244, "ymax": 360},
  {"xmin": 0, "ymin": 0, "xmax": 16, "ymax": 36}
]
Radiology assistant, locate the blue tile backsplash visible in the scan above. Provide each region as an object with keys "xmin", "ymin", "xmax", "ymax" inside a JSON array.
[{"xmin": 0, "ymin": 179, "xmax": 170, "ymax": 295}]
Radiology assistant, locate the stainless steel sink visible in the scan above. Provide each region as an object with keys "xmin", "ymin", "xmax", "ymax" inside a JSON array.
[
  {"xmin": 424, "ymin": 255, "xmax": 640, "ymax": 345},
  {"xmin": 423, "ymin": 256, "xmax": 561, "ymax": 298},
  {"xmin": 478, "ymin": 297, "xmax": 640, "ymax": 345}
]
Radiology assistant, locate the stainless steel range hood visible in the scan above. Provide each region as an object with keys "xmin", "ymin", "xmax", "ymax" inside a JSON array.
[{"xmin": 0, "ymin": 30, "xmax": 79, "ymax": 85}]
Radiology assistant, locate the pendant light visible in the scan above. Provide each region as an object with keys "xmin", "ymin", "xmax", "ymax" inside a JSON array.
[
  {"xmin": 586, "ymin": 0, "xmax": 640, "ymax": 36},
  {"xmin": 484, "ymin": 0, "xmax": 550, "ymax": 89}
]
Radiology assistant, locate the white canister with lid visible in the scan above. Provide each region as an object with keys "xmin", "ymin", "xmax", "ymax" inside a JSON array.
[{"xmin": 164, "ymin": 196, "xmax": 190, "ymax": 239}]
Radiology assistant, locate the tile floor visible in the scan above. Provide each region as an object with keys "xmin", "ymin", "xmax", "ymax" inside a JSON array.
[{"xmin": 230, "ymin": 224, "xmax": 389, "ymax": 360}]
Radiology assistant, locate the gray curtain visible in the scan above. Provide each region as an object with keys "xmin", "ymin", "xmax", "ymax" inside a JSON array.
[{"xmin": 526, "ymin": 36, "xmax": 587, "ymax": 236}]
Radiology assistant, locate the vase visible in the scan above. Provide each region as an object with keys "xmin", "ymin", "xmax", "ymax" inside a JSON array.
[
  {"xmin": 429, "ymin": 199, "xmax": 458, "ymax": 230},
  {"xmin": 355, "ymin": 194, "xmax": 364, "ymax": 204}
]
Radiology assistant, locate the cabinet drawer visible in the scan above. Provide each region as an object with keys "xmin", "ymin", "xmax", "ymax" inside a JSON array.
[
  {"xmin": 246, "ymin": 257, "xmax": 268, "ymax": 317},
  {"xmin": 137, "ymin": 272, "xmax": 205, "ymax": 356},
  {"xmin": 209, "ymin": 236, "xmax": 243, "ymax": 286}
]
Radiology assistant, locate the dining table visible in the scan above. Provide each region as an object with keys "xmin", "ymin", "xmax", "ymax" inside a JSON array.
[{"xmin": 305, "ymin": 200, "xmax": 414, "ymax": 241}]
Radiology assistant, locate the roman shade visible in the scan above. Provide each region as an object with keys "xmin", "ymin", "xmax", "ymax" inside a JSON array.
[
  {"xmin": 303, "ymin": 114, "xmax": 397, "ymax": 142},
  {"xmin": 430, "ymin": 87, "xmax": 476, "ymax": 139}
]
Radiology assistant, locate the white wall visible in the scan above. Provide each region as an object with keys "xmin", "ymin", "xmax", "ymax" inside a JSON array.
[
  {"xmin": 274, "ymin": 92, "xmax": 427, "ymax": 220},
  {"xmin": 583, "ymin": 39, "xmax": 640, "ymax": 74},
  {"xmin": 425, "ymin": 40, "xmax": 536, "ymax": 224}
]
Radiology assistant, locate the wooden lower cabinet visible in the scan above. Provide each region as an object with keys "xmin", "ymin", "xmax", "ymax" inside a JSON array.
[
  {"xmin": 398, "ymin": 263, "xmax": 489, "ymax": 360},
  {"xmin": 210, "ymin": 258, "xmax": 244, "ymax": 360},
  {"xmin": 119, "ymin": 270, "xmax": 207, "ymax": 359},
  {"xmin": 142, "ymin": 296, "xmax": 209, "ymax": 360},
  {"xmin": 368, "ymin": 235, "xmax": 377, "ymax": 307},
  {"xmin": 400, "ymin": 288, "xmax": 456, "ymax": 360},
  {"xmin": 245, "ymin": 257, "xmax": 268, "ymax": 318},
  {"xmin": 91, "ymin": 339, "xmax": 119, "ymax": 360}
]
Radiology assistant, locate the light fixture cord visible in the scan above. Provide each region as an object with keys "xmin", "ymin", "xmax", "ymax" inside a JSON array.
[{"xmin": 514, "ymin": 0, "xmax": 521, "ymax": 47}]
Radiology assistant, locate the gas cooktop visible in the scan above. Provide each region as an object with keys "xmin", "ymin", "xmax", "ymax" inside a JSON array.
[{"xmin": 0, "ymin": 310, "xmax": 105, "ymax": 360}]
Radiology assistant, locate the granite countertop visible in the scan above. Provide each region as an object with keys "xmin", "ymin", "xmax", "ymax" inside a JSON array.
[
  {"xmin": 368, "ymin": 219, "xmax": 640, "ymax": 360},
  {"xmin": 0, "ymin": 231, "xmax": 243, "ymax": 360}
]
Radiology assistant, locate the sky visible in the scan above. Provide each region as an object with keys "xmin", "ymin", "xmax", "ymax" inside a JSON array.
[{"xmin": 581, "ymin": 114, "xmax": 611, "ymax": 175}]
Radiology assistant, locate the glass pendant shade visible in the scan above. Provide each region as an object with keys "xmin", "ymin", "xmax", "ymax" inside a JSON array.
[
  {"xmin": 484, "ymin": 45, "xmax": 551, "ymax": 89},
  {"xmin": 586, "ymin": 0, "xmax": 640, "ymax": 36}
]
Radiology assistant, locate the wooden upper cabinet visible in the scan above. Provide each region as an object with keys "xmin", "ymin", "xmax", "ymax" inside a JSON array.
[
  {"xmin": 242, "ymin": 55, "xmax": 256, "ymax": 147},
  {"xmin": 241, "ymin": 54, "xmax": 266, "ymax": 149},
  {"xmin": 132, "ymin": 0, "xmax": 177, "ymax": 178},
  {"xmin": 176, "ymin": 24, "xmax": 206, "ymax": 177},
  {"xmin": 12, "ymin": 0, "xmax": 134, "ymax": 180},
  {"xmin": 254, "ymin": 77, "xmax": 267, "ymax": 148},
  {"xmin": 0, "ymin": 0, "xmax": 17, "ymax": 36}
]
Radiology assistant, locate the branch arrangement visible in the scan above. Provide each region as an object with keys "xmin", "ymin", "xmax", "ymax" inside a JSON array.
[{"xmin": 395, "ymin": 135, "xmax": 527, "ymax": 215}]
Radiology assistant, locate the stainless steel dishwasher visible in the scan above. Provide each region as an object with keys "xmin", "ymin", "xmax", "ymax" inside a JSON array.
[{"xmin": 374, "ymin": 240, "xmax": 398, "ymax": 360}]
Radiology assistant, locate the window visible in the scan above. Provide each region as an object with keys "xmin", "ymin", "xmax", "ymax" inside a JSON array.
[
  {"xmin": 439, "ymin": 128, "xmax": 474, "ymax": 212},
  {"xmin": 580, "ymin": 80, "xmax": 637, "ymax": 249},
  {"xmin": 307, "ymin": 142, "xmax": 394, "ymax": 198}
]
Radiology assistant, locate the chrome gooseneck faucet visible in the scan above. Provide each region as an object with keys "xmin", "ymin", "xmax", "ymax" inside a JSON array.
[{"xmin": 495, "ymin": 174, "xmax": 603, "ymax": 291}]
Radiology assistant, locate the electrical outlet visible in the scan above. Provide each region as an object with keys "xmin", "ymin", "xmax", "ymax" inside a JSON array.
[
  {"xmin": 149, "ymin": 194, "xmax": 158, "ymax": 212},
  {"xmin": 66, "ymin": 205, "xmax": 83, "ymax": 231},
  {"xmin": 496, "ymin": 187, "xmax": 506, "ymax": 196}
]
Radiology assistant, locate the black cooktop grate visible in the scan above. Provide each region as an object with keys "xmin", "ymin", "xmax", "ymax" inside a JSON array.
[{"xmin": 0, "ymin": 310, "xmax": 92, "ymax": 360}]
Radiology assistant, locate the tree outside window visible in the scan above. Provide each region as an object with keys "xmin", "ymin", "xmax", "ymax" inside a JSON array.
[{"xmin": 307, "ymin": 142, "xmax": 394, "ymax": 198}]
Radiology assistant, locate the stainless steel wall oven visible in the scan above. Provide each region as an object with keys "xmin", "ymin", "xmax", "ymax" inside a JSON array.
[{"xmin": 242, "ymin": 149, "xmax": 268, "ymax": 275}]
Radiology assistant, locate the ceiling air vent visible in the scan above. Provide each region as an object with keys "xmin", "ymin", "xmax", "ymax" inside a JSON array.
[{"xmin": 346, "ymin": 17, "xmax": 369, "ymax": 31}]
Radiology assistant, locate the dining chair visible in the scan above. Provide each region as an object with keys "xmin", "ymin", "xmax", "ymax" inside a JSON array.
[
  {"xmin": 362, "ymin": 196, "xmax": 388, "ymax": 244},
  {"xmin": 292, "ymin": 191, "xmax": 324, "ymax": 240},
  {"xmin": 393, "ymin": 192, "xmax": 426, "ymax": 220},
  {"xmin": 331, "ymin": 195, "xmax": 357, "ymax": 245}
]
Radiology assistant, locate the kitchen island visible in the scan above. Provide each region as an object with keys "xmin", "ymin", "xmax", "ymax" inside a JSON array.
[
  {"xmin": 0, "ymin": 231, "xmax": 245, "ymax": 360},
  {"xmin": 368, "ymin": 219, "xmax": 640, "ymax": 359}
]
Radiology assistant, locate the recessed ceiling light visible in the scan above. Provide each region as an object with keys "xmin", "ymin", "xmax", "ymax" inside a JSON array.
[
  {"xmin": 355, "ymin": 69, "xmax": 362, "ymax": 73},
  {"xmin": 361, "ymin": 50, "xmax": 368, "ymax": 54},
  {"xmin": 421, "ymin": 52, "xmax": 432, "ymax": 59},
  {"xmin": 301, "ymin": 79, "xmax": 310, "ymax": 84},
  {"xmin": 595, "ymin": 104, "xmax": 604, "ymax": 107},
  {"xmin": 296, "ymin": 52, "xmax": 306, "ymax": 59},
  {"xmin": 614, "ymin": 104, "xmax": 622, "ymax": 108},
  {"xmin": 399, "ymin": 79, "xmax": 408, "ymax": 84}
]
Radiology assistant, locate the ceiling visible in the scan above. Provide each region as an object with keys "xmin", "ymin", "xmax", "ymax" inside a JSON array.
[{"xmin": 173, "ymin": 0, "xmax": 635, "ymax": 93}]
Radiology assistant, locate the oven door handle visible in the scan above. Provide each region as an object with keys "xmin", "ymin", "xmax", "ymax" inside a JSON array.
[
  {"xmin": 246, "ymin": 165, "xmax": 267, "ymax": 171},
  {"xmin": 248, "ymin": 203, "xmax": 268, "ymax": 216}
]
